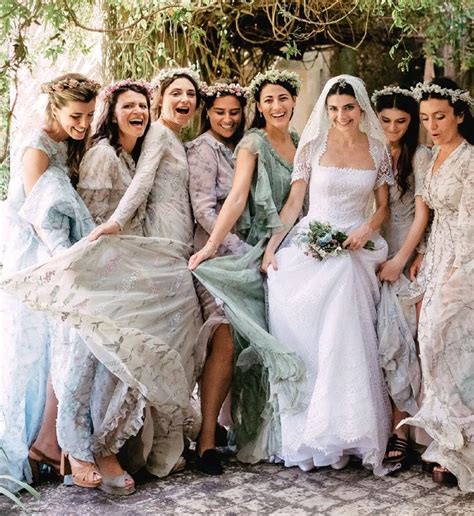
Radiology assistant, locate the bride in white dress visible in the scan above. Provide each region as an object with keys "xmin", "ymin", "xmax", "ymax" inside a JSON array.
[{"xmin": 261, "ymin": 75, "xmax": 394, "ymax": 475}]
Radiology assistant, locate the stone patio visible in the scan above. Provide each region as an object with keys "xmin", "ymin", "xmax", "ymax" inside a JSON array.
[{"xmin": 1, "ymin": 458, "xmax": 472, "ymax": 515}]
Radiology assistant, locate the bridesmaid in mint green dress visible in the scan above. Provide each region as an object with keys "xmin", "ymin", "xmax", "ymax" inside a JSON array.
[{"xmin": 189, "ymin": 69, "xmax": 305, "ymax": 464}]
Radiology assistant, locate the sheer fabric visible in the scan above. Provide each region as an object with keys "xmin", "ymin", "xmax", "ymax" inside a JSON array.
[{"xmin": 404, "ymin": 141, "xmax": 474, "ymax": 492}]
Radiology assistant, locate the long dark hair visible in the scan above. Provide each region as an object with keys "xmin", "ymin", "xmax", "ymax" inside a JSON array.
[
  {"xmin": 151, "ymin": 72, "xmax": 201, "ymax": 122},
  {"xmin": 199, "ymin": 83, "xmax": 247, "ymax": 145},
  {"xmin": 42, "ymin": 73, "xmax": 99, "ymax": 187},
  {"xmin": 375, "ymin": 92, "xmax": 419, "ymax": 197},
  {"xmin": 91, "ymin": 82, "xmax": 151, "ymax": 163},
  {"xmin": 420, "ymin": 77, "xmax": 474, "ymax": 145},
  {"xmin": 250, "ymin": 79, "xmax": 298, "ymax": 128}
]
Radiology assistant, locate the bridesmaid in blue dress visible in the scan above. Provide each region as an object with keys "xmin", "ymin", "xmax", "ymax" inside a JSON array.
[{"xmin": 0, "ymin": 74, "xmax": 99, "ymax": 490}]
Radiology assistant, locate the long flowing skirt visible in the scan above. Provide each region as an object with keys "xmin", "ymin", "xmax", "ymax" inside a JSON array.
[
  {"xmin": 267, "ymin": 230, "xmax": 392, "ymax": 475},
  {"xmin": 1, "ymin": 236, "xmax": 205, "ymax": 477}
]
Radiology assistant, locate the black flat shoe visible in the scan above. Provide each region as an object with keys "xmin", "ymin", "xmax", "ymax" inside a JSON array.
[
  {"xmin": 195, "ymin": 449, "xmax": 224, "ymax": 476},
  {"xmin": 215, "ymin": 424, "xmax": 228, "ymax": 447}
]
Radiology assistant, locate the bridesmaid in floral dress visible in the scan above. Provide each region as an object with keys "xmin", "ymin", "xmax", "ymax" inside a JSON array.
[
  {"xmin": 85, "ymin": 67, "xmax": 206, "ymax": 478},
  {"xmin": 62, "ymin": 80, "xmax": 152, "ymax": 495},
  {"xmin": 404, "ymin": 78, "xmax": 473, "ymax": 491},
  {"xmin": 0, "ymin": 74, "xmax": 99, "ymax": 489},
  {"xmin": 189, "ymin": 69, "xmax": 305, "ymax": 465},
  {"xmin": 186, "ymin": 80, "xmax": 249, "ymax": 474},
  {"xmin": 372, "ymin": 86, "xmax": 431, "ymax": 464}
]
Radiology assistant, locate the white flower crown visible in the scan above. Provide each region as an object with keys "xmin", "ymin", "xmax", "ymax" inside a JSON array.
[
  {"xmin": 151, "ymin": 66, "xmax": 201, "ymax": 90},
  {"xmin": 371, "ymin": 86, "xmax": 414, "ymax": 104},
  {"xmin": 412, "ymin": 82, "xmax": 473, "ymax": 109},
  {"xmin": 248, "ymin": 69, "xmax": 301, "ymax": 101},
  {"xmin": 200, "ymin": 81, "xmax": 249, "ymax": 99}
]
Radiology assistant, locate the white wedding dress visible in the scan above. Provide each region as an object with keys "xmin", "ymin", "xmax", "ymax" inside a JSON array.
[{"xmin": 267, "ymin": 134, "xmax": 392, "ymax": 475}]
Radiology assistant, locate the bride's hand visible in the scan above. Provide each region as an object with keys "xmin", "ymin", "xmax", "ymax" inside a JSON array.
[
  {"xmin": 89, "ymin": 220, "xmax": 121, "ymax": 241},
  {"xmin": 261, "ymin": 249, "xmax": 278, "ymax": 274},
  {"xmin": 378, "ymin": 256, "xmax": 403, "ymax": 283},
  {"xmin": 188, "ymin": 241, "xmax": 218, "ymax": 270},
  {"xmin": 343, "ymin": 223, "xmax": 371, "ymax": 251}
]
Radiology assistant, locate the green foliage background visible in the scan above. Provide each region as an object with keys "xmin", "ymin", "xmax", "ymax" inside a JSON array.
[{"xmin": 0, "ymin": 0, "xmax": 472, "ymax": 200}]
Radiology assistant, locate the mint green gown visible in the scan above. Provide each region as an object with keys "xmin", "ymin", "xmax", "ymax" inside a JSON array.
[{"xmin": 192, "ymin": 128, "xmax": 306, "ymax": 463}]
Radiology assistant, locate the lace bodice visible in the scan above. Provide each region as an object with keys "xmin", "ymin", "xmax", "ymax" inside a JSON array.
[
  {"xmin": 306, "ymin": 164, "xmax": 379, "ymax": 229},
  {"xmin": 299, "ymin": 134, "xmax": 393, "ymax": 230}
]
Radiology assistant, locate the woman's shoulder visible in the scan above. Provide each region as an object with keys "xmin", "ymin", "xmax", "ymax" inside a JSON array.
[
  {"xmin": 236, "ymin": 128, "xmax": 268, "ymax": 156},
  {"xmin": 24, "ymin": 128, "xmax": 65, "ymax": 159},
  {"xmin": 146, "ymin": 121, "xmax": 171, "ymax": 140},
  {"xmin": 414, "ymin": 144, "xmax": 433, "ymax": 163},
  {"xmin": 84, "ymin": 139, "xmax": 119, "ymax": 161},
  {"xmin": 186, "ymin": 131, "xmax": 220, "ymax": 152},
  {"xmin": 80, "ymin": 139, "xmax": 121, "ymax": 174}
]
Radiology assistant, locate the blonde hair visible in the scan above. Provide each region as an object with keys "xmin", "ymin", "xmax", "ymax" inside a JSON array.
[{"xmin": 42, "ymin": 73, "xmax": 100, "ymax": 187}]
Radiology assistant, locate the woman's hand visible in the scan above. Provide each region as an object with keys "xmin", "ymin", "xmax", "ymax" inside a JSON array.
[
  {"xmin": 89, "ymin": 220, "xmax": 121, "ymax": 241},
  {"xmin": 343, "ymin": 223, "xmax": 371, "ymax": 251},
  {"xmin": 261, "ymin": 248, "xmax": 278, "ymax": 274},
  {"xmin": 188, "ymin": 241, "xmax": 218, "ymax": 270},
  {"xmin": 409, "ymin": 252, "xmax": 424, "ymax": 280},
  {"xmin": 378, "ymin": 256, "xmax": 404, "ymax": 283}
]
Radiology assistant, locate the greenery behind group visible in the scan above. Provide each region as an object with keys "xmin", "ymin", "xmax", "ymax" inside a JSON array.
[{"xmin": 0, "ymin": 0, "xmax": 472, "ymax": 200}]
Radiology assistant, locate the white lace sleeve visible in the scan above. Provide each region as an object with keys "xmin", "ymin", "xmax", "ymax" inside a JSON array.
[
  {"xmin": 292, "ymin": 133, "xmax": 327, "ymax": 184},
  {"xmin": 370, "ymin": 138, "xmax": 394, "ymax": 189},
  {"xmin": 291, "ymin": 142, "xmax": 312, "ymax": 183},
  {"xmin": 110, "ymin": 123, "xmax": 168, "ymax": 229}
]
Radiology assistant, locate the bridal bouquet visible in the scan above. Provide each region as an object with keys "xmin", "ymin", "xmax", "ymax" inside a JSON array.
[{"xmin": 296, "ymin": 221, "xmax": 375, "ymax": 261}]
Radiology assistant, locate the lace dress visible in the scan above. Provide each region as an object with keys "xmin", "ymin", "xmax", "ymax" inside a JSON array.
[
  {"xmin": 0, "ymin": 129, "xmax": 93, "ymax": 487},
  {"xmin": 404, "ymin": 140, "xmax": 473, "ymax": 492},
  {"xmin": 192, "ymin": 128, "xmax": 306, "ymax": 464},
  {"xmin": 1, "ymin": 122, "xmax": 205, "ymax": 478},
  {"xmin": 377, "ymin": 145, "xmax": 432, "ymax": 416},
  {"xmin": 266, "ymin": 133, "xmax": 393, "ymax": 475}
]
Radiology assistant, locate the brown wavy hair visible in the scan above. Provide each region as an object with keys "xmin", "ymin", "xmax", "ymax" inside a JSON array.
[
  {"xmin": 42, "ymin": 73, "xmax": 99, "ymax": 187},
  {"xmin": 91, "ymin": 82, "xmax": 151, "ymax": 163}
]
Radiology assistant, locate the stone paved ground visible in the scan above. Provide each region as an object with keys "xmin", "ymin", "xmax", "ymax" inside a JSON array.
[{"xmin": 1, "ymin": 458, "xmax": 473, "ymax": 515}]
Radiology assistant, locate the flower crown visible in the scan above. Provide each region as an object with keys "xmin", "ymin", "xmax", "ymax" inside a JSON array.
[
  {"xmin": 41, "ymin": 77, "xmax": 101, "ymax": 95},
  {"xmin": 371, "ymin": 86, "xmax": 414, "ymax": 104},
  {"xmin": 248, "ymin": 69, "xmax": 301, "ymax": 101},
  {"xmin": 151, "ymin": 66, "xmax": 201, "ymax": 90},
  {"xmin": 200, "ymin": 81, "xmax": 249, "ymax": 99},
  {"xmin": 100, "ymin": 80, "xmax": 153, "ymax": 101},
  {"xmin": 412, "ymin": 82, "xmax": 474, "ymax": 109}
]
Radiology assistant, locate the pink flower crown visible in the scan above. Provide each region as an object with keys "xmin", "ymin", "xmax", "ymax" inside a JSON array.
[
  {"xmin": 200, "ymin": 81, "xmax": 249, "ymax": 99},
  {"xmin": 41, "ymin": 77, "xmax": 101, "ymax": 95},
  {"xmin": 100, "ymin": 80, "xmax": 153, "ymax": 101}
]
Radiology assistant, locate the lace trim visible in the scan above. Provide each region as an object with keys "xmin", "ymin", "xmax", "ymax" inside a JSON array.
[{"xmin": 92, "ymin": 388, "xmax": 146, "ymax": 456}]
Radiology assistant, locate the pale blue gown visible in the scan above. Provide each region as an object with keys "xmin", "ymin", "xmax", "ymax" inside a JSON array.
[{"xmin": 0, "ymin": 129, "xmax": 94, "ymax": 488}]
